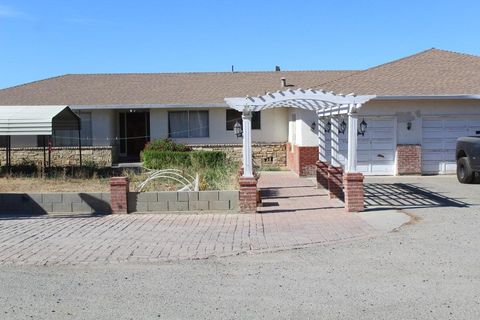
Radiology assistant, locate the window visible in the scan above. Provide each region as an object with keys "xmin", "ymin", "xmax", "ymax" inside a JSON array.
[
  {"xmin": 226, "ymin": 110, "xmax": 261, "ymax": 130},
  {"xmin": 168, "ymin": 111, "xmax": 209, "ymax": 138},
  {"xmin": 0, "ymin": 136, "xmax": 7, "ymax": 148},
  {"xmin": 41, "ymin": 112, "xmax": 93, "ymax": 147}
]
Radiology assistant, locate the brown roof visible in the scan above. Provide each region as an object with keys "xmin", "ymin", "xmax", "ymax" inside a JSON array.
[
  {"xmin": 316, "ymin": 48, "xmax": 480, "ymax": 95},
  {"xmin": 0, "ymin": 70, "xmax": 355, "ymax": 106},
  {"xmin": 1, "ymin": 48, "xmax": 479, "ymax": 106}
]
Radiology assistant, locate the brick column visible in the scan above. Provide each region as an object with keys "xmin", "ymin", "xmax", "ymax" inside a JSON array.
[
  {"xmin": 239, "ymin": 177, "xmax": 257, "ymax": 213},
  {"xmin": 316, "ymin": 160, "xmax": 329, "ymax": 189},
  {"xmin": 343, "ymin": 172, "xmax": 364, "ymax": 212},
  {"xmin": 328, "ymin": 166, "xmax": 344, "ymax": 199},
  {"xmin": 396, "ymin": 144, "xmax": 422, "ymax": 175},
  {"xmin": 110, "ymin": 177, "xmax": 129, "ymax": 214}
]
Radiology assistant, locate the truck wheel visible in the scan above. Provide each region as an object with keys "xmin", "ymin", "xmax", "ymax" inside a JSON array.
[{"xmin": 457, "ymin": 157, "xmax": 474, "ymax": 184}]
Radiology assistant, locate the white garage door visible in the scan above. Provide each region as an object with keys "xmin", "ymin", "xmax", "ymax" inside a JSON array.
[
  {"xmin": 422, "ymin": 118, "xmax": 480, "ymax": 174},
  {"xmin": 326, "ymin": 117, "xmax": 396, "ymax": 175}
]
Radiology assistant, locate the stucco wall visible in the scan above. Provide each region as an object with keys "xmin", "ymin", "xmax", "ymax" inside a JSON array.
[{"xmin": 150, "ymin": 107, "xmax": 288, "ymax": 144}]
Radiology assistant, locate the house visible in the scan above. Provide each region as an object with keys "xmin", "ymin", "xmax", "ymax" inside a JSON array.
[{"xmin": 0, "ymin": 48, "xmax": 480, "ymax": 176}]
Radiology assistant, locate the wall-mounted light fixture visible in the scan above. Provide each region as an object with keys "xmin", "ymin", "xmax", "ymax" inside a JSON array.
[
  {"xmin": 311, "ymin": 121, "xmax": 316, "ymax": 131},
  {"xmin": 339, "ymin": 119, "xmax": 347, "ymax": 134},
  {"xmin": 325, "ymin": 120, "xmax": 332, "ymax": 133},
  {"xmin": 407, "ymin": 121, "xmax": 412, "ymax": 131},
  {"xmin": 358, "ymin": 118, "xmax": 368, "ymax": 136},
  {"xmin": 233, "ymin": 121, "xmax": 243, "ymax": 138}
]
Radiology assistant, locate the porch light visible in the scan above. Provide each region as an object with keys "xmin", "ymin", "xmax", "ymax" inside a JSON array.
[
  {"xmin": 407, "ymin": 121, "xmax": 412, "ymax": 130},
  {"xmin": 325, "ymin": 120, "xmax": 332, "ymax": 133},
  {"xmin": 310, "ymin": 122, "xmax": 316, "ymax": 131},
  {"xmin": 358, "ymin": 118, "xmax": 367, "ymax": 136},
  {"xmin": 339, "ymin": 119, "xmax": 347, "ymax": 134},
  {"xmin": 233, "ymin": 121, "xmax": 243, "ymax": 138}
]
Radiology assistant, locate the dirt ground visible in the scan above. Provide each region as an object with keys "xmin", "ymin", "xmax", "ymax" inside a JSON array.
[{"xmin": 0, "ymin": 177, "xmax": 110, "ymax": 192}]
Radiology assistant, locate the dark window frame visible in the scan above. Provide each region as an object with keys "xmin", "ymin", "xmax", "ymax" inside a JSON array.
[{"xmin": 226, "ymin": 110, "xmax": 261, "ymax": 131}]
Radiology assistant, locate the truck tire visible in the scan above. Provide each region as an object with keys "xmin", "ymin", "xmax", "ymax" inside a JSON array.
[{"xmin": 457, "ymin": 157, "xmax": 474, "ymax": 184}]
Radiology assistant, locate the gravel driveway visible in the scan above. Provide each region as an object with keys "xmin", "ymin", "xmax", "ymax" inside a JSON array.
[{"xmin": 0, "ymin": 175, "xmax": 479, "ymax": 319}]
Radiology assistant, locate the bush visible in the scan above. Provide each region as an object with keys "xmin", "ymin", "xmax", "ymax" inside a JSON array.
[
  {"xmin": 144, "ymin": 139, "xmax": 192, "ymax": 152},
  {"xmin": 142, "ymin": 150, "xmax": 226, "ymax": 169}
]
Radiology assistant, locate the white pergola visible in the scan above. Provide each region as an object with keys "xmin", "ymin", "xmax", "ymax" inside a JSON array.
[{"xmin": 225, "ymin": 89, "xmax": 376, "ymax": 178}]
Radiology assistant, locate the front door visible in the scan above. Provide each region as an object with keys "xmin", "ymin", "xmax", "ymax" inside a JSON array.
[{"xmin": 119, "ymin": 111, "xmax": 150, "ymax": 161}]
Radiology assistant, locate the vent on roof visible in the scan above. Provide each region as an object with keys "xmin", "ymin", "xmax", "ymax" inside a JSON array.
[{"xmin": 281, "ymin": 77, "xmax": 287, "ymax": 87}]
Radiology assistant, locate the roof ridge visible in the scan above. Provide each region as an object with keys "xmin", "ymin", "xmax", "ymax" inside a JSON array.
[
  {"xmin": 62, "ymin": 70, "xmax": 357, "ymax": 76},
  {"xmin": 0, "ymin": 74, "xmax": 69, "ymax": 91},
  {"xmin": 310, "ymin": 48, "xmax": 440, "ymax": 91},
  {"xmin": 427, "ymin": 47, "xmax": 480, "ymax": 59}
]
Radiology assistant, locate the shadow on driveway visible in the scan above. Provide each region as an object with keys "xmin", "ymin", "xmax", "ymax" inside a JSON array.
[{"xmin": 364, "ymin": 183, "xmax": 469, "ymax": 210}]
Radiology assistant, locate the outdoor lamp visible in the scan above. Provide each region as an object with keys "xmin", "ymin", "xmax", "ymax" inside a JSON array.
[
  {"xmin": 233, "ymin": 121, "xmax": 243, "ymax": 138},
  {"xmin": 339, "ymin": 119, "xmax": 347, "ymax": 134},
  {"xmin": 311, "ymin": 122, "xmax": 316, "ymax": 131},
  {"xmin": 325, "ymin": 120, "xmax": 332, "ymax": 133},
  {"xmin": 358, "ymin": 118, "xmax": 367, "ymax": 136},
  {"xmin": 407, "ymin": 121, "xmax": 412, "ymax": 130}
]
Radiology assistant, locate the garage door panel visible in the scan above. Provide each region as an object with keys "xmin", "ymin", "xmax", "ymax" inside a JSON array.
[
  {"xmin": 373, "ymin": 150, "xmax": 395, "ymax": 161},
  {"xmin": 422, "ymin": 117, "xmax": 480, "ymax": 174},
  {"xmin": 423, "ymin": 120, "xmax": 443, "ymax": 128}
]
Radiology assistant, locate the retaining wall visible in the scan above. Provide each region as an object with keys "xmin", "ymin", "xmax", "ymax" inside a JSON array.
[
  {"xmin": 190, "ymin": 143, "xmax": 286, "ymax": 168},
  {"xmin": 0, "ymin": 146, "xmax": 115, "ymax": 167},
  {"xmin": 0, "ymin": 190, "xmax": 239, "ymax": 215},
  {"xmin": 127, "ymin": 191, "xmax": 239, "ymax": 213},
  {"xmin": 0, "ymin": 192, "xmax": 111, "ymax": 215}
]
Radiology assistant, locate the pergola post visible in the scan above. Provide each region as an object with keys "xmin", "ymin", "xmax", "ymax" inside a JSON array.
[
  {"xmin": 316, "ymin": 114, "xmax": 329, "ymax": 189},
  {"xmin": 239, "ymin": 107, "xmax": 257, "ymax": 213},
  {"xmin": 241, "ymin": 109, "xmax": 253, "ymax": 178},
  {"xmin": 328, "ymin": 116, "xmax": 343, "ymax": 199},
  {"xmin": 343, "ymin": 103, "xmax": 365, "ymax": 212}
]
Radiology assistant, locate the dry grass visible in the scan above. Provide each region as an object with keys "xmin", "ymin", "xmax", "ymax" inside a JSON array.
[{"xmin": 0, "ymin": 176, "xmax": 110, "ymax": 193}]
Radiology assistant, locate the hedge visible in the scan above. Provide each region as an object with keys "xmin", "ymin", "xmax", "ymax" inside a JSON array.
[
  {"xmin": 142, "ymin": 150, "xmax": 227, "ymax": 169},
  {"xmin": 143, "ymin": 139, "xmax": 192, "ymax": 152}
]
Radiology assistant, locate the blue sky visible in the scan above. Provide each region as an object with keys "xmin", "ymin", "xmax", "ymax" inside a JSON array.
[{"xmin": 0, "ymin": 0, "xmax": 479, "ymax": 89}]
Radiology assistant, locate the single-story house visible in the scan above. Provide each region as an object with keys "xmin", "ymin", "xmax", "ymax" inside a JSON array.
[{"xmin": 1, "ymin": 48, "xmax": 480, "ymax": 176}]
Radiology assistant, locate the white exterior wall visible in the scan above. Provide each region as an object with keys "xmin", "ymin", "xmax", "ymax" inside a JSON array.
[
  {"xmin": 150, "ymin": 107, "xmax": 288, "ymax": 144},
  {"xmin": 287, "ymin": 108, "xmax": 318, "ymax": 146}
]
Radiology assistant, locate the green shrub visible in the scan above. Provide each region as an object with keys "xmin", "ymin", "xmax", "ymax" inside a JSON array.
[
  {"xmin": 142, "ymin": 150, "xmax": 226, "ymax": 169},
  {"xmin": 144, "ymin": 139, "xmax": 192, "ymax": 152}
]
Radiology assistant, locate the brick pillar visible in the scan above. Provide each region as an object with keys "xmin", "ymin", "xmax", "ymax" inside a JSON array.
[
  {"xmin": 239, "ymin": 177, "xmax": 257, "ymax": 213},
  {"xmin": 343, "ymin": 172, "xmax": 364, "ymax": 212},
  {"xmin": 396, "ymin": 144, "xmax": 422, "ymax": 175},
  {"xmin": 328, "ymin": 166, "xmax": 344, "ymax": 199},
  {"xmin": 110, "ymin": 177, "xmax": 129, "ymax": 214},
  {"xmin": 316, "ymin": 160, "xmax": 329, "ymax": 189}
]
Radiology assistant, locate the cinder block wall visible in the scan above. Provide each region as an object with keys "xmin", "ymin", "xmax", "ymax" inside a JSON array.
[
  {"xmin": 0, "ymin": 192, "xmax": 111, "ymax": 215},
  {"xmin": 0, "ymin": 190, "xmax": 240, "ymax": 215},
  {"xmin": 128, "ymin": 191, "xmax": 239, "ymax": 213}
]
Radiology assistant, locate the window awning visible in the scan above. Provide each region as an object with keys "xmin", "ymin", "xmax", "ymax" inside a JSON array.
[{"xmin": 0, "ymin": 106, "xmax": 80, "ymax": 136}]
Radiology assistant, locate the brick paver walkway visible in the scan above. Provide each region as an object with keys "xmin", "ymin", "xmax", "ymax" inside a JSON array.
[{"xmin": 0, "ymin": 172, "xmax": 375, "ymax": 265}]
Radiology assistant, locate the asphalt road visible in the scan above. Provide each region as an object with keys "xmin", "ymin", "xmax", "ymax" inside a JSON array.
[{"xmin": 0, "ymin": 176, "xmax": 479, "ymax": 319}]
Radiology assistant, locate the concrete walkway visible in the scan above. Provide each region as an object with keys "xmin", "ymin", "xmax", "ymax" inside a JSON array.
[{"xmin": 0, "ymin": 172, "xmax": 376, "ymax": 266}]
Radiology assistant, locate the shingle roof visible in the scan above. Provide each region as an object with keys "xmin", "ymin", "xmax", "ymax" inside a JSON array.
[
  {"xmin": 1, "ymin": 48, "xmax": 479, "ymax": 106},
  {"xmin": 315, "ymin": 48, "xmax": 480, "ymax": 95},
  {"xmin": 0, "ymin": 71, "xmax": 355, "ymax": 106}
]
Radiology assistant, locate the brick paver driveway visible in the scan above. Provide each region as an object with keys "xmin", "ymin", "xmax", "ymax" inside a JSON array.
[{"xmin": 0, "ymin": 172, "xmax": 375, "ymax": 265}]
